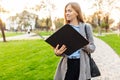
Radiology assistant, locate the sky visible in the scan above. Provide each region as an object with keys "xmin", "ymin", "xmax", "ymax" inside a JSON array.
[
  {"xmin": 1, "ymin": 0, "xmax": 42, "ymax": 15},
  {"xmin": 0, "ymin": 0, "xmax": 94, "ymax": 18},
  {"xmin": 0, "ymin": 0, "xmax": 120, "ymax": 25}
]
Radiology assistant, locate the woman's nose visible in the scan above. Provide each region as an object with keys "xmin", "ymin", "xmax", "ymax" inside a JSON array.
[{"xmin": 66, "ymin": 12, "xmax": 70, "ymax": 15}]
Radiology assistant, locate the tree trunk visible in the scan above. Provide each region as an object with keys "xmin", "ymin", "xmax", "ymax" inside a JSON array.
[
  {"xmin": 50, "ymin": 15, "xmax": 56, "ymax": 31},
  {"xmin": 98, "ymin": 26, "xmax": 102, "ymax": 36},
  {"xmin": 98, "ymin": 17, "xmax": 102, "ymax": 36},
  {"xmin": 0, "ymin": 19, "xmax": 6, "ymax": 42},
  {"xmin": 118, "ymin": 26, "xmax": 120, "ymax": 36}
]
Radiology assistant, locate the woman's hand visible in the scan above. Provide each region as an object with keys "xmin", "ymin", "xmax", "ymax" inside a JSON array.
[{"xmin": 54, "ymin": 44, "xmax": 67, "ymax": 56}]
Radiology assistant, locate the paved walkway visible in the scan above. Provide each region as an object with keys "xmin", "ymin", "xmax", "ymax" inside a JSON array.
[
  {"xmin": 0, "ymin": 33, "xmax": 42, "ymax": 41},
  {"xmin": 92, "ymin": 37, "xmax": 120, "ymax": 80},
  {"xmin": 1, "ymin": 33, "xmax": 120, "ymax": 80}
]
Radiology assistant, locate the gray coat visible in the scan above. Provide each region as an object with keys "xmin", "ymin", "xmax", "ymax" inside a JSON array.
[{"xmin": 54, "ymin": 23, "xmax": 96, "ymax": 80}]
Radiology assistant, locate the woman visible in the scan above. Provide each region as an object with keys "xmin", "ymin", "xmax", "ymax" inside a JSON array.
[{"xmin": 54, "ymin": 2, "xmax": 95, "ymax": 80}]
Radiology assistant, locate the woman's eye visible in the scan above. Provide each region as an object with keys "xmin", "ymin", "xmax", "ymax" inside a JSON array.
[
  {"xmin": 65, "ymin": 9, "xmax": 72, "ymax": 13},
  {"xmin": 68, "ymin": 10, "xmax": 72, "ymax": 12}
]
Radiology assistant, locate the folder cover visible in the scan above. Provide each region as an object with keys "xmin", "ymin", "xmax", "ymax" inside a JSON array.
[{"xmin": 45, "ymin": 24, "xmax": 89, "ymax": 55}]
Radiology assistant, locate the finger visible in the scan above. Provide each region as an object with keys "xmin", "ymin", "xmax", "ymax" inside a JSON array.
[
  {"xmin": 59, "ymin": 47, "xmax": 67, "ymax": 53},
  {"xmin": 59, "ymin": 44, "xmax": 66, "ymax": 51},
  {"xmin": 54, "ymin": 44, "xmax": 59, "ymax": 51},
  {"xmin": 55, "ymin": 44, "xmax": 67, "ymax": 56},
  {"xmin": 55, "ymin": 44, "xmax": 59, "ymax": 50},
  {"xmin": 62, "ymin": 44, "xmax": 66, "ymax": 48},
  {"xmin": 55, "ymin": 50, "xmax": 62, "ymax": 55},
  {"xmin": 54, "ymin": 44, "xmax": 59, "ymax": 53},
  {"xmin": 55, "ymin": 47, "xmax": 67, "ymax": 56},
  {"xmin": 61, "ymin": 47, "xmax": 67, "ymax": 53}
]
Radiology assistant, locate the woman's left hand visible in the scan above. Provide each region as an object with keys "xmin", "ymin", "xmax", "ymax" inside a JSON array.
[{"xmin": 54, "ymin": 44, "xmax": 67, "ymax": 56}]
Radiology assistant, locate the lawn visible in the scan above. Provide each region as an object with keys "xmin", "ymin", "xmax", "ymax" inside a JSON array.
[
  {"xmin": 97, "ymin": 34, "xmax": 120, "ymax": 55},
  {"xmin": 0, "ymin": 40, "xmax": 60, "ymax": 80},
  {"xmin": 39, "ymin": 31, "xmax": 54, "ymax": 36},
  {"xmin": 0, "ymin": 32, "xmax": 24, "ymax": 38},
  {"xmin": 1, "ymin": 32, "xmax": 119, "ymax": 80},
  {"xmin": 34, "ymin": 30, "xmax": 54, "ymax": 36}
]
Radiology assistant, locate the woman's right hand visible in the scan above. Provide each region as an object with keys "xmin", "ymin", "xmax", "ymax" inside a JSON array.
[{"xmin": 54, "ymin": 44, "xmax": 67, "ymax": 56}]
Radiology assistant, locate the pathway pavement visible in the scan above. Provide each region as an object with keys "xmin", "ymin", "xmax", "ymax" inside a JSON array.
[
  {"xmin": 91, "ymin": 37, "xmax": 120, "ymax": 80},
  {"xmin": 1, "ymin": 33, "xmax": 120, "ymax": 80},
  {"xmin": 0, "ymin": 33, "xmax": 42, "ymax": 41}
]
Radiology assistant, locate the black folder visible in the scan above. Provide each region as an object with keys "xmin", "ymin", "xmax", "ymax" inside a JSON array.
[{"xmin": 45, "ymin": 24, "xmax": 89, "ymax": 55}]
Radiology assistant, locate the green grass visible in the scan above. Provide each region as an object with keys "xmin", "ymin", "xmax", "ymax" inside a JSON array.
[
  {"xmin": 39, "ymin": 31, "xmax": 54, "ymax": 36},
  {"xmin": 0, "ymin": 32, "xmax": 24, "ymax": 38},
  {"xmin": 97, "ymin": 34, "xmax": 120, "ymax": 55},
  {"xmin": 0, "ymin": 40, "xmax": 60, "ymax": 80},
  {"xmin": 34, "ymin": 30, "xmax": 54, "ymax": 36}
]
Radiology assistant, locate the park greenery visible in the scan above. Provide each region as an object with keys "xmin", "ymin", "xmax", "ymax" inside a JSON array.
[
  {"xmin": 97, "ymin": 33, "xmax": 120, "ymax": 55},
  {"xmin": 0, "ymin": 0, "xmax": 120, "ymax": 79},
  {"xmin": 0, "ymin": 32, "xmax": 24, "ymax": 38},
  {"xmin": 0, "ymin": 33, "xmax": 120, "ymax": 79},
  {"xmin": 0, "ymin": 40, "xmax": 59, "ymax": 80}
]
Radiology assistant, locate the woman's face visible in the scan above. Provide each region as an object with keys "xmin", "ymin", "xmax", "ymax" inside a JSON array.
[{"xmin": 65, "ymin": 5, "xmax": 78, "ymax": 22}]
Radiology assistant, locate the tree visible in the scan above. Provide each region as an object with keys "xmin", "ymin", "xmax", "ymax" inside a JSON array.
[
  {"xmin": 46, "ymin": 17, "xmax": 52, "ymax": 28},
  {"xmin": 31, "ymin": 0, "xmax": 56, "ymax": 31},
  {"xmin": 45, "ymin": 0, "xmax": 56, "ymax": 31},
  {"xmin": 0, "ymin": 1, "xmax": 7, "ymax": 42},
  {"xmin": 117, "ymin": 22, "xmax": 120, "ymax": 36},
  {"xmin": 0, "ymin": 18, "xmax": 6, "ymax": 42},
  {"xmin": 33, "ymin": 0, "xmax": 45, "ymax": 12},
  {"xmin": 54, "ymin": 18, "xmax": 64, "ymax": 29},
  {"xmin": 89, "ymin": 0, "xmax": 120, "ymax": 34}
]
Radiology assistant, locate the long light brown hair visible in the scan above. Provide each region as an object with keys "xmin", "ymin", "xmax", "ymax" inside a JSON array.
[{"xmin": 64, "ymin": 2, "xmax": 84, "ymax": 24}]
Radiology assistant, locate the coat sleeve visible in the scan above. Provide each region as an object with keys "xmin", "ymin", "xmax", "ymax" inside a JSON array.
[{"xmin": 82, "ymin": 23, "xmax": 96, "ymax": 53}]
